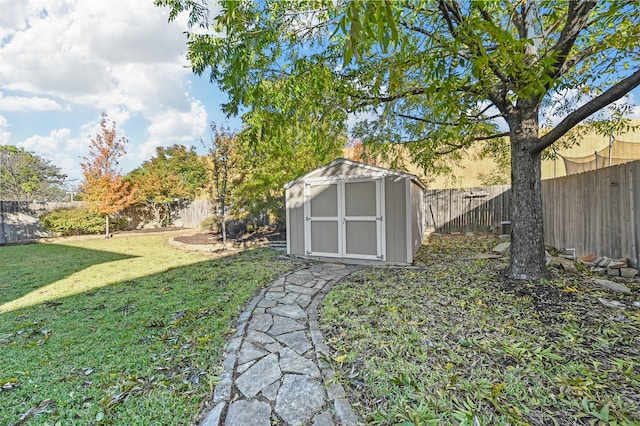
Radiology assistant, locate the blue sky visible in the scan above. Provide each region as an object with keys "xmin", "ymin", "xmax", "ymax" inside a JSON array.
[{"xmin": 0, "ymin": 0, "xmax": 238, "ymax": 187}]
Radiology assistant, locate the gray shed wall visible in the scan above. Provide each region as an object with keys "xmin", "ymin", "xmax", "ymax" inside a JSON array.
[
  {"xmin": 411, "ymin": 180, "xmax": 425, "ymax": 257},
  {"xmin": 286, "ymin": 183, "xmax": 305, "ymax": 256},
  {"xmin": 384, "ymin": 176, "xmax": 408, "ymax": 263}
]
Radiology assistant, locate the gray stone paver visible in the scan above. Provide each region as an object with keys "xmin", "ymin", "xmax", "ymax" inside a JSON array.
[
  {"xmin": 275, "ymin": 330, "xmax": 313, "ymax": 355},
  {"xmin": 248, "ymin": 313, "xmax": 273, "ymax": 332},
  {"xmin": 279, "ymin": 347, "xmax": 321, "ymax": 377},
  {"xmin": 199, "ymin": 262, "xmax": 358, "ymax": 426},
  {"xmin": 275, "ymin": 374, "xmax": 325, "ymax": 425},
  {"xmin": 235, "ymin": 353, "xmax": 281, "ymax": 398},
  {"xmin": 268, "ymin": 315, "xmax": 305, "ymax": 335},
  {"xmin": 237, "ymin": 341, "xmax": 268, "ymax": 364},
  {"xmin": 268, "ymin": 304, "xmax": 307, "ymax": 320},
  {"xmin": 225, "ymin": 400, "xmax": 271, "ymax": 426}
]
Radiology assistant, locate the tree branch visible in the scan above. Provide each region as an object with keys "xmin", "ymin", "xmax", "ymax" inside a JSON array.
[
  {"xmin": 546, "ymin": 1, "xmax": 597, "ymax": 80},
  {"xmin": 531, "ymin": 68, "xmax": 640, "ymax": 154},
  {"xmin": 474, "ymin": 132, "xmax": 510, "ymax": 141}
]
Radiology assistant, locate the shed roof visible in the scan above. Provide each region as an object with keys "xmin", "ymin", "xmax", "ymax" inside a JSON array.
[{"xmin": 284, "ymin": 158, "xmax": 427, "ymax": 190}]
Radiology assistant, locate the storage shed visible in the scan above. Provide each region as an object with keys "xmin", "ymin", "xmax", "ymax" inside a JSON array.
[{"xmin": 285, "ymin": 158, "xmax": 427, "ymax": 264}]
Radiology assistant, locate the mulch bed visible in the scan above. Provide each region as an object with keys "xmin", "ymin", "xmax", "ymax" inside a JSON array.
[{"xmin": 173, "ymin": 229, "xmax": 285, "ymax": 246}]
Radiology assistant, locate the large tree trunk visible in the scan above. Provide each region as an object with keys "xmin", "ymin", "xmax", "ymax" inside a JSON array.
[
  {"xmin": 508, "ymin": 104, "xmax": 549, "ymax": 281},
  {"xmin": 105, "ymin": 214, "xmax": 111, "ymax": 238}
]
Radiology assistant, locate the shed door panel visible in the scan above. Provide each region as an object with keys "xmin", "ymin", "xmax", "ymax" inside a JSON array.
[
  {"xmin": 345, "ymin": 221, "xmax": 378, "ymax": 256},
  {"xmin": 343, "ymin": 180, "xmax": 383, "ymax": 260},
  {"xmin": 305, "ymin": 182, "xmax": 341, "ymax": 257},
  {"xmin": 305, "ymin": 179, "xmax": 384, "ymax": 261},
  {"xmin": 310, "ymin": 221, "xmax": 339, "ymax": 253}
]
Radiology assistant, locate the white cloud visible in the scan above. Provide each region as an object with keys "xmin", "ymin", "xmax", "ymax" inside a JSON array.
[
  {"xmin": 0, "ymin": 0, "xmax": 194, "ymax": 114},
  {"xmin": 0, "ymin": 92, "xmax": 61, "ymax": 112},
  {"xmin": 16, "ymin": 128, "xmax": 86, "ymax": 181},
  {"xmin": 134, "ymin": 100, "xmax": 208, "ymax": 160},
  {"xmin": 0, "ymin": 0, "xmax": 215, "ymax": 180},
  {"xmin": 0, "ymin": 115, "xmax": 10, "ymax": 144}
]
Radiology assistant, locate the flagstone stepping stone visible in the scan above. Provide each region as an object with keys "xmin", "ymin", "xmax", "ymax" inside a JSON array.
[
  {"xmin": 285, "ymin": 284, "xmax": 319, "ymax": 295},
  {"xmin": 269, "ymin": 304, "xmax": 307, "ymax": 320},
  {"xmin": 226, "ymin": 400, "xmax": 271, "ymax": 426},
  {"xmin": 238, "ymin": 341, "xmax": 268, "ymax": 364},
  {"xmin": 275, "ymin": 330, "xmax": 312, "ymax": 355},
  {"xmin": 249, "ymin": 313, "xmax": 273, "ymax": 332},
  {"xmin": 279, "ymin": 347, "xmax": 320, "ymax": 377},
  {"xmin": 275, "ymin": 374, "xmax": 325, "ymax": 425},
  {"xmin": 268, "ymin": 316, "xmax": 305, "ymax": 336},
  {"xmin": 235, "ymin": 353, "xmax": 281, "ymax": 398}
]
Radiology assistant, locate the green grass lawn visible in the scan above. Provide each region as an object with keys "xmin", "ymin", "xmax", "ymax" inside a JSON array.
[
  {"xmin": 321, "ymin": 234, "xmax": 640, "ymax": 426},
  {"xmin": 0, "ymin": 232, "xmax": 300, "ymax": 425}
]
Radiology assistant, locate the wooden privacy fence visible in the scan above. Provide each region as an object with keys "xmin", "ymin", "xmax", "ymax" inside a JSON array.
[
  {"xmin": 173, "ymin": 199, "xmax": 212, "ymax": 228},
  {"xmin": 542, "ymin": 160, "xmax": 640, "ymax": 268},
  {"xmin": 0, "ymin": 200, "xmax": 214, "ymax": 244},
  {"xmin": 0, "ymin": 201, "xmax": 83, "ymax": 244},
  {"xmin": 424, "ymin": 185, "xmax": 511, "ymax": 233}
]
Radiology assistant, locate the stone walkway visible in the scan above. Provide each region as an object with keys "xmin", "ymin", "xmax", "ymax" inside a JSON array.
[{"xmin": 199, "ymin": 262, "xmax": 360, "ymax": 426}]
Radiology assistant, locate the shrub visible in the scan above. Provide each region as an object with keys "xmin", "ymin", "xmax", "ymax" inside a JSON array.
[
  {"xmin": 200, "ymin": 216, "xmax": 219, "ymax": 233},
  {"xmin": 40, "ymin": 208, "xmax": 127, "ymax": 236}
]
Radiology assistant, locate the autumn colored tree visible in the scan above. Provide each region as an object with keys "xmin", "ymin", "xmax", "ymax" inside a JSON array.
[
  {"xmin": 81, "ymin": 113, "xmax": 136, "ymax": 237},
  {"xmin": 127, "ymin": 144, "xmax": 208, "ymax": 227}
]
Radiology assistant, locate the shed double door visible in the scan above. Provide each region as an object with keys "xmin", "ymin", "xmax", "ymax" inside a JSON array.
[{"xmin": 304, "ymin": 179, "xmax": 384, "ymax": 260}]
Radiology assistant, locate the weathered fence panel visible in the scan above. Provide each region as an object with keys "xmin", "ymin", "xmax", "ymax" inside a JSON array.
[
  {"xmin": 424, "ymin": 185, "xmax": 511, "ymax": 233},
  {"xmin": 173, "ymin": 199, "xmax": 212, "ymax": 228},
  {"xmin": 0, "ymin": 200, "xmax": 213, "ymax": 244},
  {"xmin": 542, "ymin": 160, "xmax": 640, "ymax": 268},
  {"xmin": 0, "ymin": 201, "xmax": 83, "ymax": 244}
]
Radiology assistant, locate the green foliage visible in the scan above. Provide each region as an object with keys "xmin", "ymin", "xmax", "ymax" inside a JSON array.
[
  {"xmin": 127, "ymin": 144, "xmax": 208, "ymax": 227},
  {"xmin": 199, "ymin": 216, "xmax": 218, "ymax": 232},
  {"xmin": 40, "ymin": 207, "xmax": 127, "ymax": 236},
  {"xmin": 0, "ymin": 145, "xmax": 67, "ymax": 201},
  {"xmin": 0, "ymin": 233, "xmax": 300, "ymax": 424},
  {"xmin": 157, "ymin": 0, "xmax": 640, "ymax": 280},
  {"xmin": 233, "ymin": 123, "xmax": 344, "ymax": 226}
]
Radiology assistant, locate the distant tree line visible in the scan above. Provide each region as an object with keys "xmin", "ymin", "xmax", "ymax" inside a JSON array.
[
  {"xmin": 0, "ymin": 145, "xmax": 67, "ymax": 202},
  {"xmin": 25, "ymin": 112, "xmax": 340, "ymax": 237}
]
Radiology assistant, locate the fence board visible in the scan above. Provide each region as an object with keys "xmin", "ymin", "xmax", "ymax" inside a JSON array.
[
  {"xmin": 542, "ymin": 160, "xmax": 640, "ymax": 268},
  {"xmin": 424, "ymin": 185, "xmax": 511, "ymax": 233},
  {"xmin": 173, "ymin": 199, "xmax": 212, "ymax": 228}
]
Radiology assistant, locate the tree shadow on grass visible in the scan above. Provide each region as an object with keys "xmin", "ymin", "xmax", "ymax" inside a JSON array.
[
  {"xmin": 0, "ymin": 248, "xmax": 298, "ymax": 425},
  {"xmin": 0, "ymin": 243, "xmax": 137, "ymax": 306}
]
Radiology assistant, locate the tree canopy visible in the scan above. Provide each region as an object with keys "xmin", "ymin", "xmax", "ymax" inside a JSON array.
[
  {"xmin": 0, "ymin": 145, "xmax": 67, "ymax": 202},
  {"xmin": 157, "ymin": 0, "xmax": 640, "ymax": 280},
  {"xmin": 127, "ymin": 144, "xmax": 208, "ymax": 227}
]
